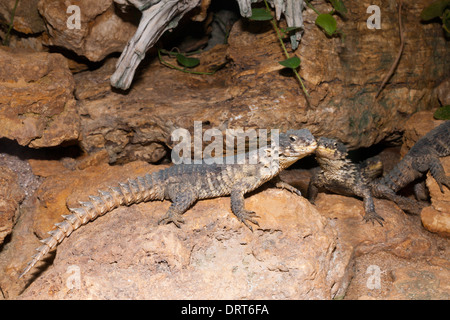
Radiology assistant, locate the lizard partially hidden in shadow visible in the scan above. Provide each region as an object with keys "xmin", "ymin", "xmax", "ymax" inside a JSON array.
[
  {"xmin": 20, "ymin": 129, "xmax": 317, "ymax": 278},
  {"xmin": 371, "ymin": 121, "xmax": 450, "ymax": 214},
  {"xmin": 307, "ymin": 137, "xmax": 385, "ymax": 226},
  {"xmin": 308, "ymin": 121, "xmax": 450, "ymax": 225}
]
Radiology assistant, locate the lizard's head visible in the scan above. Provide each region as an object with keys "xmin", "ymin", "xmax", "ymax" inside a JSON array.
[
  {"xmin": 316, "ymin": 137, "xmax": 348, "ymax": 160},
  {"xmin": 278, "ymin": 129, "xmax": 317, "ymax": 158}
]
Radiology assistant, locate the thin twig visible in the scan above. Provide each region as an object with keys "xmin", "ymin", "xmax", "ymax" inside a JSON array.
[
  {"xmin": 304, "ymin": 0, "xmax": 321, "ymax": 15},
  {"xmin": 374, "ymin": 0, "xmax": 404, "ymax": 100},
  {"xmin": 263, "ymin": 0, "xmax": 309, "ymax": 97},
  {"xmin": 157, "ymin": 49, "xmax": 216, "ymax": 75}
]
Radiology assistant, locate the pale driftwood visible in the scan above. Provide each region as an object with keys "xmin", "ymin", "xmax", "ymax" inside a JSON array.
[
  {"xmin": 236, "ymin": 0, "xmax": 305, "ymax": 49},
  {"xmin": 111, "ymin": 0, "xmax": 201, "ymax": 90},
  {"xmin": 110, "ymin": 0, "xmax": 305, "ymax": 90}
]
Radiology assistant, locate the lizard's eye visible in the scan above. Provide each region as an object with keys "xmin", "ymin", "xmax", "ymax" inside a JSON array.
[{"xmin": 289, "ymin": 135, "xmax": 297, "ymax": 142}]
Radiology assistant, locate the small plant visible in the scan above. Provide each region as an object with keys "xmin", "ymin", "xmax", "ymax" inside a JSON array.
[
  {"xmin": 420, "ymin": 0, "xmax": 450, "ymax": 38},
  {"xmin": 250, "ymin": 1, "xmax": 308, "ymax": 96},
  {"xmin": 249, "ymin": 0, "xmax": 347, "ymax": 97},
  {"xmin": 306, "ymin": 0, "xmax": 347, "ymax": 38},
  {"xmin": 157, "ymin": 0, "xmax": 347, "ymax": 98},
  {"xmin": 157, "ymin": 48, "xmax": 217, "ymax": 75},
  {"xmin": 434, "ymin": 105, "xmax": 450, "ymax": 120},
  {"xmin": 2, "ymin": 0, "xmax": 19, "ymax": 46}
]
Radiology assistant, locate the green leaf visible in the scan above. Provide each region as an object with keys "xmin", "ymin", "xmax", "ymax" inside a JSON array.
[
  {"xmin": 433, "ymin": 105, "xmax": 450, "ymax": 120},
  {"xmin": 443, "ymin": 8, "xmax": 450, "ymax": 31},
  {"xmin": 249, "ymin": 8, "xmax": 273, "ymax": 21},
  {"xmin": 420, "ymin": 0, "xmax": 450, "ymax": 21},
  {"xmin": 278, "ymin": 56, "xmax": 301, "ymax": 69},
  {"xmin": 329, "ymin": 0, "xmax": 348, "ymax": 15},
  {"xmin": 316, "ymin": 13, "xmax": 337, "ymax": 36},
  {"xmin": 176, "ymin": 54, "xmax": 200, "ymax": 68}
]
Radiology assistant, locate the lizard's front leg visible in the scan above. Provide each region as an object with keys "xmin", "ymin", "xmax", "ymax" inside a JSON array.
[
  {"xmin": 307, "ymin": 171, "xmax": 325, "ymax": 205},
  {"xmin": 230, "ymin": 177, "xmax": 261, "ymax": 231},
  {"xmin": 158, "ymin": 184, "xmax": 198, "ymax": 228},
  {"xmin": 357, "ymin": 187, "xmax": 384, "ymax": 226}
]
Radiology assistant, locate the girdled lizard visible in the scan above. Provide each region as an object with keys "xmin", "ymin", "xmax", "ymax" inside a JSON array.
[
  {"xmin": 371, "ymin": 121, "xmax": 450, "ymax": 214},
  {"xmin": 307, "ymin": 137, "xmax": 385, "ymax": 226},
  {"xmin": 20, "ymin": 129, "xmax": 317, "ymax": 278}
]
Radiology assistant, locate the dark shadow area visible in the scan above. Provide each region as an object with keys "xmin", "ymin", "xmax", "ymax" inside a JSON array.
[
  {"xmin": 0, "ymin": 138, "xmax": 83, "ymax": 161},
  {"xmin": 0, "ymin": 233, "xmax": 12, "ymax": 255},
  {"xmin": 47, "ymin": 45, "xmax": 107, "ymax": 72},
  {"xmin": 113, "ymin": 2, "xmax": 142, "ymax": 26},
  {"xmin": 19, "ymin": 250, "xmax": 56, "ymax": 293}
]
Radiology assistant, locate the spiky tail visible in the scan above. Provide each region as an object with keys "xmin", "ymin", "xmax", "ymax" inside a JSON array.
[{"xmin": 19, "ymin": 173, "xmax": 163, "ymax": 278}]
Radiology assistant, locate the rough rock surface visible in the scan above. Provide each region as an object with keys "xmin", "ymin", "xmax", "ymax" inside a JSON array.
[
  {"xmin": 0, "ymin": 166, "xmax": 24, "ymax": 245},
  {"xmin": 38, "ymin": 0, "xmax": 138, "ymax": 62},
  {"xmin": 0, "ymin": 142, "xmax": 43, "ymax": 251},
  {"xmin": 344, "ymin": 249, "xmax": 450, "ymax": 300},
  {"xmin": 422, "ymin": 152, "xmax": 450, "ymax": 237},
  {"xmin": 73, "ymin": 0, "xmax": 448, "ymax": 164},
  {"xmin": 436, "ymin": 78, "xmax": 450, "ymax": 106},
  {"xmin": 313, "ymin": 193, "xmax": 450, "ymax": 300},
  {"xmin": 400, "ymin": 111, "xmax": 446, "ymax": 157},
  {"xmin": 19, "ymin": 192, "xmax": 337, "ymax": 299},
  {"xmin": 0, "ymin": 0, "xmax": 45, "ymax": 34},
  {"xmin": 0, "ymin": 48, "xmax": 79, "ymax": 148}
]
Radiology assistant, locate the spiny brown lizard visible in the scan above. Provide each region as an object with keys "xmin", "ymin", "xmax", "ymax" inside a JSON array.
[
  {"xmin": 307, "ymin": 137, "xmax": 385, "ymax": 226},
  {"xmin": 20, "ymin": 129, "xmax": 317, "ymax": 278},
  {"xmin": 371, "ymin": 121, "xmax": 450, "ymax": 214}
]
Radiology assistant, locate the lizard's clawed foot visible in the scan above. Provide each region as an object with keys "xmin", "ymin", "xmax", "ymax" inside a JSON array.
[
  {"xmin": 235, "ymin": 210, "xmax": 260, "ymax": 231},
  {"xmin": 434, "ymin": 176, "xmax": 450, "ymax": 193},
  {"xmin": 158, "ymin": 212, "xmax": 185, "ymax": 228},
  {"xmin": 275, "ymin": 181, "xmax": 302, "ymax": 196},
  {"xmin": 363, "ymin": 211, "xmax": 384, "ymax": 227}
]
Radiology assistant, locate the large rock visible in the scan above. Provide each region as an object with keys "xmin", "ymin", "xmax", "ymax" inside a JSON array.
[
  {"xmin": 37, "ymin": 0, "xmax": 138, "ymax": 62},
  {"xmin": 344, "ymin": 249, "xmax": 450, "ymax": 300},
  {"xmin": 0, "ymin": 166, "xmax": 24, "ymax": 245},
  {"xmin": 7, "ymin": 160, "xmax": 339, "ymax": 299},
  {"xmin": 313, "ymin": 193, "xmax": 450, "ymax": 300},
  {"xmin": 1, "ymin": 155, "xmax": 448, "ymax": 299},
  {"xmin": 436, "ymin": 78, "xmax": 450, "ymax": 106},
  {"xmin": 422, "ymin": 156, "xmax": 450, "ymax": 237},
  {"xmin": 19, "ymin": 192, "xmax": 338, "ymax": 299},
  {"xmin": 74, "ymin": 0, "xmax": 448, "ymax": 164},
  {"xmin": 400, "ymin": 111, "xmax": 446, "ymax": 156},
  {"xmin": 0, "ymin": 48, "xmax": 79, "ymax": 148}
]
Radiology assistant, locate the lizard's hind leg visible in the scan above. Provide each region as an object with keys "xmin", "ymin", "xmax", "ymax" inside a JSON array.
[
  {"xmin": 429, "ymin": 158, "xmax": 450, "ymax": 192},
  {"xmin": 371, "ymin": 182, "xmax": 424, "ymax": 215}
]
